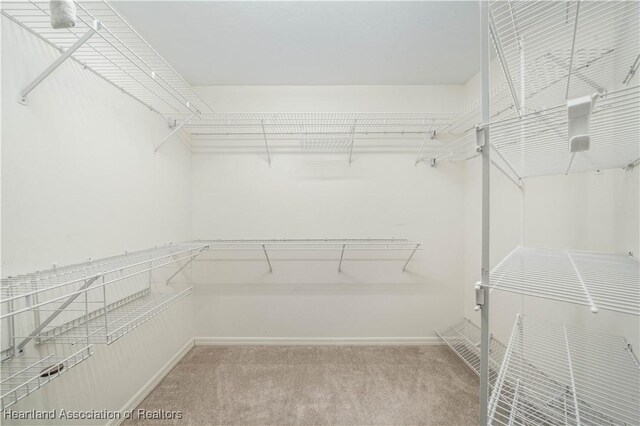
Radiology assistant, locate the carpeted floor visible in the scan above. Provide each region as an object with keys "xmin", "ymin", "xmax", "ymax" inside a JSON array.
[{"xmin": 124, "ymin": 345, "xmax": 479, "ymax": 425}]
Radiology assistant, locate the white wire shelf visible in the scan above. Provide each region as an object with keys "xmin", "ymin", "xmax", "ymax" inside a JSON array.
[
  {"xmin": 489, "ymin": 246, "xmax": 640, "ymax": 316},
  {"xmin": 35, "ymin": 288, "xmax": 192, "ymax": 345},
  {"xmin": 196, "ymin": 239, "xmax": 422, "ymax": 273},
  {"xmin": 1, "ymin": 345, "xmax": 93, "ymax": 411},
  {"xmin": 488, "ymin": 315, "xmax": 640, "ymax": 426},
  {"xmin": 0, "ymin": 243, "xmax": 207, "ymax": 304},
  {"xmin": 1, "ymin": 1, "xmax": 213, "ymax": 118},
  {"xmin": 435, "ymin": 318, "xmax": 507, "ymax": 389},
  {"xmin": 489, "ymin": 0, "xmax": 640, "ymax": 109},
  {"xmin": 184, "ymin": 112, "xmax": 456, "ymax": 137},
  {"xmin": 488, "ymin": 85, "xmax": 639, "ymax": 178}
]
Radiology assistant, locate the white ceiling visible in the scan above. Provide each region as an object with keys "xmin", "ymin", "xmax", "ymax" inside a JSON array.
[{"xmin": 112, "ymin": 1, "xmax": 480, "ymax": 86}]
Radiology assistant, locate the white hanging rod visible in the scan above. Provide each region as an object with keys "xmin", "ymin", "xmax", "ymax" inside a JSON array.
[
  {"xmin": 488, "ymin": 246, "xmax": 640, "ymax": 316},
  {"xmin": 488, "ymin": 315, "xmax": 640, "ymax": 426}
]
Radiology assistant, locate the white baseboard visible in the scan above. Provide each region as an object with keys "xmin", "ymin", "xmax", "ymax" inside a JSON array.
[
  {"xmin": 108, "ymin": 339, "xmax": 195, "ymax": 426},
  {"xmin": 194, "ymin": 336, "xmax": 443, "ymax": 346}
]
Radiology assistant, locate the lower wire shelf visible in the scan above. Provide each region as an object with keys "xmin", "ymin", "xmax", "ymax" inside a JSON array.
[
  {"xmin": 37, "ymin": 288, "xmax": 192, "ymax": 345},
  {"xmin": 488, "ymin": 315, "xmax": 640, "ymax": 426},
  {"xmin": 435, "ymin": 318, "xmax": 507, "ymax": 389},
  {"xmin": 0, "ymin": 345, "xmax": 93, "ymax": 411}
]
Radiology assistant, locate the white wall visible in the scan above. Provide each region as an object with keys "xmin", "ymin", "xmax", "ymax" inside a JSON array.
[
  {"xmin": 190, "ymin": 85, "xmax": 468, "ymax": 342},
  {"xmin": 1, "ymin": 19, "xmax": 194, "ymax": 424}
]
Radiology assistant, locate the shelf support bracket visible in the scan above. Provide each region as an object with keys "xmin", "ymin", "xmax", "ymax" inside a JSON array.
[
  {"xmin": 261, "ymin": 120, "xmax": 272, "ymax": 167},
  {"xmin": 563, "ymin": 326, "xmax": 582, "ymax": 425},
  {"xmin": 565, "ymin": 0, "xmax": 582, "ymax": 99},
  {"xmin": 415, "ymin": 131, "xmax": 436, "ymax": 166},
  {"xmin": 18, "ymin": 20, "xmax": 102, "ymax": 105},
  {"xmin": 338, "ymin": 244, "xmax": 346, "ymax": 272},
  {"xmin": 402, "ymin": 243, "xmax": 420, "ymax": 272},
  {"xmin": 16, "ymin": 275, "xmax": 101, "ymax": 352},
  {"xmin": 155, "ymin": 113, "xmax": 195, "ymax": 153},
  {"xmin": 348, "ymin": 120, "xmax": 357, "ymax": 166},
  {"xmin": 165, "ymin": 246, "xmax": 209, "ymax": 284},
  {"xmin": 262, "ymin": 244, "xmax": 273, "ymax": 272}
]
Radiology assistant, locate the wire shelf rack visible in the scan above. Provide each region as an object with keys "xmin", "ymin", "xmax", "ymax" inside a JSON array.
[
  {"xmin": 488, "ymin": 315, "xmax": 640, "ymax": 426},
  {"xmin": 489, "ymin": 246, "xmax": 640, "ymax": 316},
  {"xmin": 1, "ymin": 345, "xmax": 92, "ymax": 411},
  {"xmin": 300, "ymin": 135, "xmax": 353, "ymax": 153},
  {"xmin": 0, "ymin": 243, "xmax": 207, "ymax": 304},
  {"xmin": 36, "ymin": 288, "xmax": 192, "ymax": 345},
  {"xmin": 489, "ymin": 0, "xmax": 640, "ymax": 109},
  {"xmin": 184, "ymin": 112, "xmax": 456, "ymax": 137},
  {"xmin": 487, "ymin": 85, "xmax": 639, "ymax": 178},
  {"xmin": 1, "ymin": 1, "xmax": 213, "ymax": 118},
  {"xmin": 196, "ymin": 239, "xmax": 422, "ymax": 273},
  {"xmin": 436, "ymin": 318, "xmax": 507, "ymax": 389}
]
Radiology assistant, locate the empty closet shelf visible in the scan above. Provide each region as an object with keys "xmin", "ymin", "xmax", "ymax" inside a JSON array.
[
  {"xmin": 36, "ymin": 288, "xmax": 192, "ymax": 345},
  {"xmin": 489, "ymin": 246, "xmax": 640, "ymax": 315},
  {"xmin": 0, "ymin": 1, "xmax": 212, "ymax": 118},
  {"xmin": 1, "ymin": 345, "xmax": 93, "ymax": 411},
  {"xmin": 488, "ymin": 315, "xmax": 640, "ymax": 426},
  {"xmin": 489, "ymin": 1, "xmax": 639, "ymax": 106},
  {"xmin": 0, "ymin": 243, "xmax": 207, "ymax": 307},
  {"xmin": 185, "ymin": 112, "xmax": 455, "ymax": 137},
  {"xmin": 435, "ymin": 318, "xmax": 506, "ymax": 389}
]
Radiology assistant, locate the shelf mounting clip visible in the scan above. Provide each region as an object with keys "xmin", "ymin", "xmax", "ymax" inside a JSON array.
[{"xmin": 18, "ymin": 20, "xmax": 102, "ymax": 105}]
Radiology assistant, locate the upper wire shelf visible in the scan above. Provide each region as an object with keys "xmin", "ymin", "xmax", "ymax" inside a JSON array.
[
  {"xmin": 1, "ymin": 1, "xmax": 213, "ymax": 118},
  {"xmin": 489, "ymin": 0, "xmax": 640, "ymax": 109},
  {"xmin": 436, "ymin": 318, "xmax": 506, "ymax": 389},
  {"xmin": 489, "ymin": 246, "xmax": 640, "ymax": 316},
  {"xmin": 197, "ymin": 238, "xmax": 420, "ymax": 251},
  {"xmin": 1, "ymin": 345, "xmax": 92, "ymax": 411},
  {"xmin": 488, "ymin": 315, "xmax": 640, "ymax": 426},
  {"xmin": 184, "ymin": 112, "xmax": 456, "ymax": 137},
  {"xmin": 0, "ymin": 243, "xmax": 208, "ymax": 309}
]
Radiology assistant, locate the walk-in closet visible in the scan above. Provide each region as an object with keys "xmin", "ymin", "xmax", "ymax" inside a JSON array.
[{"xmin": 1, "ymin": 1, "xmax": 638, "ymax": 424}]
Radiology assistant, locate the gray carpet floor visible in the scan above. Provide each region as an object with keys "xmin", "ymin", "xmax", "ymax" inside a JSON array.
[{"xmin": 125, "ymin": 345, "xmax": 479, "ymax": 425}]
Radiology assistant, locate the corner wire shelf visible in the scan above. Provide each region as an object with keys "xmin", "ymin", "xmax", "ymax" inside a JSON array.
[
  {"xmin": 489, "ymin": 0, "xmax": 640, "ymax": 110},
  {"xmin": 435, "ymin": 318, "xmax": 507, "ymax": 389},
  {"xmin": 488, "ymin": 315, "xmax": 640, "ymax": 426},
  {"xmin": 1, "ymin": 1, "xmax": 214, "ymax": 119},
  {"xmin": 195, "ymin": 239, "xmax": 422, "ymax": 272},
  {"xmin": 488, "ymin": 246, "xmax": 640, "ymax": 316},
  {"xmin": 1, "ymin": 345, "xmax": 93, "ymax": 411}
]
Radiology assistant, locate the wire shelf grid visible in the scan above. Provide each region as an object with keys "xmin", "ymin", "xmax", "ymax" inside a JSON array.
[
  {"xmin": 488, "ymin": 315, "xmax": 640, "ymax": 426},
  {"xmin": 489, "ymin": 246, "xmax": 640, "ymax": 316},
  {"xmin": 197, "ymin": 238, "xmax": 421, "ymax": 251},
  {"xmin": 489, "ymin": 0, "xmax": 640, "ymax": 109},
  {"xmin": 36, "ymin": 288, "xmax": 192, "ymax": 345},
  {"xmin": 488, "ymin": 85, "xmax": 639, "ymax": 178},
  {"xmin": 1, "ymin": 1, "xmax": 213, "ymax": 118},
  {"xmin": 185, "ymin": 112, "xmax": 456, "ymax": 137},
  {"xmin": 0, "ymin": 243, "xmax": 207, "ymax": 304},
  {"xmin": 0, "ymin": 345, "xmax": 93, "ymax": 411},
  {"xmin": 436, "ymin": 318, "xmax": 507, "ymax": 389}
]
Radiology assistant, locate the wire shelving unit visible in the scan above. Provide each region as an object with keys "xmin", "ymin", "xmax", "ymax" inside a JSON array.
[
  {"xmin": 489, "ymin": 246, "xmax": 640, "ymax": 316},
  {"xmin": 436, "ymin": 318, "xmax": 506, "ymax": 389},
  {"xmin": 1, "ymin": 345, "xmax": 93, "ymax": 411},
  {"xmin": 1, "ymin": 1, "xmax": 213, "ymax": 118},
  {"xmin": 185, "ymin": 112, "xmax": 455, "ymax": 137},
  {"xmin": 489, "ymin": 0, "xmax": 640, "ymax": 109},
  {"xmin": 488, "ymin": 315, "xmax": 640, "ymax": 426},
  {"xmin": 37, "ymin": 288, "xmax": 192, "ymax": 345},
  {"xmin": 197, "ymin": 239, "xmax": 422, "ymax": 273}
]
